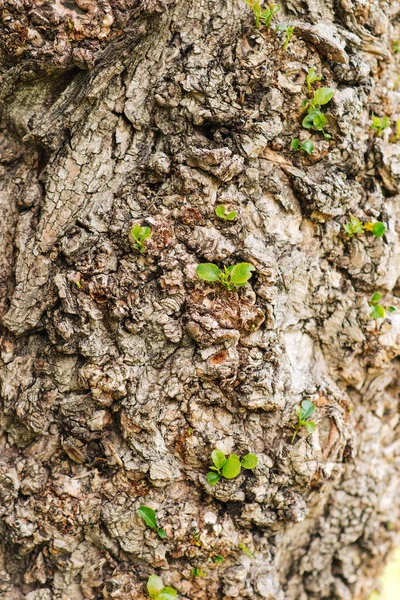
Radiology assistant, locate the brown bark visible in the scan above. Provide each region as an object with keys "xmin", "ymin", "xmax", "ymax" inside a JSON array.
[{"xmin": 1, "ymin": 1, "xmax": 400, "ymax": 598}]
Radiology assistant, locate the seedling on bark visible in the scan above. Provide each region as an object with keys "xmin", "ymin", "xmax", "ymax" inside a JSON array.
[
  {"xmin": 138, "ymin": 506, "xmax": 166, "ymax": 539},
  {"xmin": 281, "ymin": 25, "xmax": 295, "ymax": 51},
  {"xmin": 239, "ymin": 542, "xmax": 255, "ymax": 557},
  {"xmin": 393, "ymin": 41, "xmax": 400, "ymax": 53},
  {"xmin": 292, "ymin": 400, "xmax": 316, "ymax": 442},
  {"xmin": 215, "ymin": 205, "xmax": 237, "ymax": 221},
  {"xmin": 343, "ymin": 216, "xmax": 386, "ymax": 238},
  {"xmin": 196, "ymin": 262, "xmax": 255, "ymax": 291},
  {"xmin": 291, "ymin": 138, "xmax": 314, "ymax": 155},
  {"xmin": 245, "ymin": 1, "xmax": 280, "ymax": 29},
  {"xmin": 302, "ymin": 87, "xmax": 334, "ymax": 140},
  {"xmin": 206, "ymin": 449, "xmax": 258, "ymax": 485},
  {"xmin": 147, "ymin": 575, "xmax": 177, "ymax": 600},
  {"xmin": 369, "ymin": 293, "xmax": 396, "ymax": 320},
  {"xmin": 371, "ymin": 114, "xmax": 391, "ymax": 136},
  {"xmin": 131, "ymin": 223, "xmax": 151, "ymax": 253},
  {"xmin": 212, "ymin": 554, "xmax": 224, "ymax": 563},
  {"xmin": 192, "ymin": 567, "xmax": 206, "ymax": 577},
  {"xmin": 306, "ymin": 67, "xmax": 322, "ymax": 94}
]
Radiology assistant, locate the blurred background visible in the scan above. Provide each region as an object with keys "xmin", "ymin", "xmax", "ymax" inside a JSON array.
[{"xmin": 369, "ymin": 546, "xmax": 400, "ymax": 599}]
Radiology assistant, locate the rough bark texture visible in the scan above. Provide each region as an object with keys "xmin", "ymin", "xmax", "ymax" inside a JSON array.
[{"xmin": 1, "ymin": 1, "xmax": 400, "ymax": 599}]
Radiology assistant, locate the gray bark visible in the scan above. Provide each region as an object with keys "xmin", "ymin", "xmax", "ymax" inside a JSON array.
[{"xmin": 1, "ymin": 0, "xmax": 400, "ymax": 598}]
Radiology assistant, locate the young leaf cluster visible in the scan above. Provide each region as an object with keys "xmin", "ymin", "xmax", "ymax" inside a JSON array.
[
  {"xmin": 206, "ymin": 449, "xmax": 258, "ymax": 485},
  {"xmin": 292, "ymin": 400, "xmax": 316, "ymax": 442},
  {"xmin": 138, "ymin": 506, "xmax": 166, "ymax": 539},
  {"xmin": 371, "ymin": 114, "xmax": 391, "ymax": 136},
  {"xmin": 369, "ymin": 293, "xmax": 396, "ymax": 320},
  {"xmin": 196, "ymin": 262, "xmax": 255, "ymax": 291},
  {"xmin": 306, "ymin": 67, "xmax": 322, "ymax": 94},
  {"xmin": 343, "ymin": 216, "xmax": 386, "ymax": 238},
  {"xmin": 281, "ymin": 25, "xmax": 295, "ymax": 51},
  {"xmin": 245, "ymin": 1, "xmax": 280, "ymax": 29},
  {"xmin": 147, "ymin": 576, "xmax": 177, "ymax": 600},
  {"xmin": 302, "ymin": 87, "xmax": 334, "ymax": 140},
  {"xmin": 131, "ymin": 223, "xmax": 151, "ymax": 253},
  {"xmin": 215, "ymin": 205, "xmax": 237, "ymax": 221},
  {"xmin": 291, "ymin": 138, "xmax": 314, "ymax": 155}
]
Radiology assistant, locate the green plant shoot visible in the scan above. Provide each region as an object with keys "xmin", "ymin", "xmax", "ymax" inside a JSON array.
[
  {"xmin": 206, "ymin": 449, "xmax": 258, "ymax": 485},
  {"xmin": 147, "ymin": 575, "xmax": 178, "ymax": 600},
  {"xmin": 282, "ymin": 25, "xmax": 295, "ymax": 50},
  {"xmin": 371, "ymin": 114, "xmax": 391, "ymax": 136},
  {"xmin": 291, "ymin": 138, "xmax": 314, "ymax": 155},
  {"xmin": 215, "ymin": 205, "xmax": 237, "ymax": 221},
  {"xmin": 306, "ymin": 66, "xmax": 322, "ymax": 94},
  {"xmin": 369, "ymin": 293, "xmax": 396, "ymax": 320},
  {"xmin": 343, "ymin": 216, "xmax": 386, "ymax": 238},
  {"xmin": 245, "ymin": 1, "xmax": 280, "ymax": 29},
  {"xmin": 138, "ymin": 506, "xmax": 166, "ymax": 539},
  {"xmin": 302, "ymin": 87, "xmax": 334, "ymax": 140},
  {"xmin": 292, "ymin": 400, "xmax": 316, "ymax": 442},
  {"xmin": 196, "ymin": 262, "xmax": 255, "ymax": 291},
  {"xmin": 131, "ymin": 223, "xmax": 151, "ymax": 253}
]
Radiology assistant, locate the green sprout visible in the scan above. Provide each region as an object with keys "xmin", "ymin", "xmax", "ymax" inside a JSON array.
[
  {"xmin": 370, "ymin": 114, "xmax": 391, "ymax": 137},
  {"xmin": 281, "ymin": 25, "xmax": 295, "ymax": 51},
  {"xmin": 291, "ymin": 138, "xmax": 314, "ymax": 155},
  {"xmin": 206, "ymin": 449, "xmax": 258, "ymax": 486},
  {"xmin": 212, "ymin": 554, "xmax": 224, "ymax": 564},
  {"xmin": 192, "ymin": 567, "xmax": 206, "ymax": 577},
  {"xmin": 239, "ymin": 542, "xmax": 255, "ymax": 558},
  {"xmin": 306, "ymin": 66, "xmax": 322, "ymax": 94},
  {"xmin": 245, "ymin": 0, "xmax": 280, "ymax": 29},
  {"xmin": 393, "ymin": 41, "xmax": 400, "ymax": 53},
  {"xmin": 292, "ymin": 400, "xmax": 316, "ymax": 442},
  {"xmin": 138, "ymin": 506, "xmax": 166, "ymax": 539},
  {"xmin": 369, "ymin": 293, "xmax": 396, "ymax": 320},
  {"xmin": 302, "ymin": 87, "xmax": 334, "ymax": 140},
  {"xmin": 130, "ymin": 223, "xmax": 151, "ymax": 253},
  {"xmin": 147, "ymin": 575, "xmax": 177, "ymax": 600},
  {"xmin": 196, "ymin": 262, "xmax": 255, "ymax": 292},
  {"xmin": 343, "ymin": 216, "xmax": 386, "ymax": 238},
  {"xmin": 215, "ymin": 205, "xmax": 237, "ymax": 221}
]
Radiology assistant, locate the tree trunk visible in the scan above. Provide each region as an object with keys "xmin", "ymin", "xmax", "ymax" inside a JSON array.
[{"xmin": 1, "ymin": 1, "xmax": 400, "ymax": 598}]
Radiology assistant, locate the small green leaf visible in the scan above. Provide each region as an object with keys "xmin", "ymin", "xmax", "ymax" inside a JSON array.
[
  {"xmin": 302, "ymin": 110, "xmax": 319, "ymax": 129},
  {"xmin": 159, "ymin": 587, "xmax": 178, "ymax": 600},
  {"xmin": 206, "ymin": 471, "xmax": 220, "ymax": 485},
  {"xmin": 370, "ymin": 292, "xmax": 382, "ymax": 305},
  {"xmin": 138, "ymin": 506, "xmax": 158, "ymax": 531},
  {"xmin": 215, "ymin": 205, "xmax": 227, "ymax": 219},
  {"xmin": 230, "ymin": 453, "xmax": 241, "ymax": 461},
  {"xmin": 372, "ymin": 222, "xmax": 386, "ymax": 237},
  {"xmin": 301, "ymin": 98, "xmax": 309, "ymax": 109},
  {"xmin": 370, "ymin": 304, "xmax": 385, "ymax": 319},
  {"xmin": 211, "ymin": 449, "xmax": 226, "ymax": 470},
  {"xmin": 225, "ymin": 210, "xmax": 237, "ymax": 221},
  {"xmin": 196, "ymin": 263, "xmax": 220, "ymax": 282},
  {"xmin": 313, "ymin": 112, "xmax": 327, "ymax": 130},
  {"xmin": 301, "ymin": 140, "xmax": 314, "ymax": 155},
  {"xmin": 147, "ymin": 575, "xmax": 164, "ymax": 598},
  {"xmin": 387, "ymin": 306, "xmax": 397, "ymax": 313},
  {"xmin": 312, "ymin": 87, "xmax": 334, "ymax": 106},
  {"xmin": 239, "ymin": 542, "xmax": 255, "ymax": 557},
  {"xmin": 291, "ymin": 138, "xmax": 300, "ymax": 150},
  {"xmin": 158, "ymin": 529, "xmax": 166, "ymax": 539},
  {"xmin": 305, "ymin": 421, "xmax": 316, "ymax": 434},
  {"xmin": 300, "ymin": 399, "xmax": 315, "ymax": 420},
  {"xmin": 221, "ymin": 456, "xmax": 242, "ymax": 479},
  {"xmin": 213, "ymin": 554, "xmax": 224, "ymax": 563},
  {"xmin": 241, "ymin": 453, "xmax": 258, "ymax": 469},
  {"xmin": 229, "ymin": 263, "xmax": 255, "ymax": 286}
]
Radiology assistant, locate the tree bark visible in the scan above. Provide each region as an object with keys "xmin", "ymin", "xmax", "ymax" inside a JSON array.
[{"xmin": 1, "ymin": 1, "xmax": 400, "ymax": 598}]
